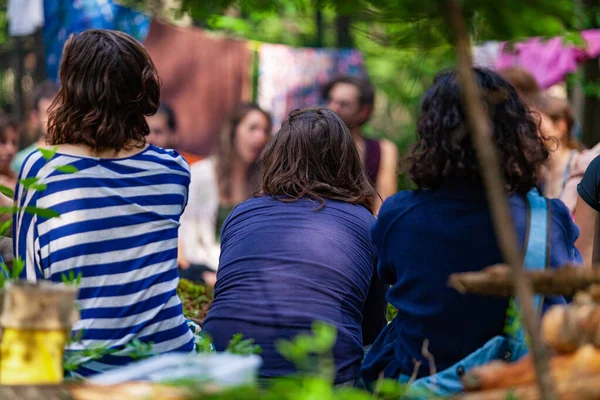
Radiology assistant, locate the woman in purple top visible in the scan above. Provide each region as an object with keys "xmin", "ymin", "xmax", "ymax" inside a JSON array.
[{"xmin": 202, "ymin": 108, "xmax": 388, "ymax": 384}]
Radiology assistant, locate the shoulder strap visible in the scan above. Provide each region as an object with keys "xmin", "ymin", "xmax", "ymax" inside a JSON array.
[{"xmin": 509, "ymin": 189, "xmax": 549, "ymax": 341}]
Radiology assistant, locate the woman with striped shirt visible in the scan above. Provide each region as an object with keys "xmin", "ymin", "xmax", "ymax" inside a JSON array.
[{"xmin": 13, "ymin": 29, "xmax": 195, "ymax": 376}]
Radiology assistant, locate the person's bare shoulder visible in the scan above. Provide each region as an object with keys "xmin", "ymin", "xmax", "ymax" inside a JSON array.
[{"xmin": 379, "ymin": 139, "xmax": 399, "ymax": 162}]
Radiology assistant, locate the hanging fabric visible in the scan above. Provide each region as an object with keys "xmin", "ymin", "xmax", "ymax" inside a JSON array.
[
  {"xmin": 143, "ymin": 20, "xmax": 252, "ymax": 155},
  {"xmin": 43, "ymin": 0, "xmax": 151, "ymax": 81},
  {"xmin": 258, "ymin": 44, "xmax": 366, "ymax": 131},
  {"xmin": 8, "ymin": 0, "xmax": 44, "ymax": 37}
]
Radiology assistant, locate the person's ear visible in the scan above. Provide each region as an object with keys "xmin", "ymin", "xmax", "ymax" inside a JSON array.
[{"xmin": 556, "ymin": 118, "xmax": 569, "ymax": 138}]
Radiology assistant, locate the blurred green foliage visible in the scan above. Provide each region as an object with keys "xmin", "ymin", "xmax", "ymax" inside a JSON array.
[{"xmin": 120, "ymin": 0, "xmax": 585, "ymax": 188}]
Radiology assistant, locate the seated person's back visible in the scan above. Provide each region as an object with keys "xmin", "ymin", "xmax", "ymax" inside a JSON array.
[
  {"xmin": 368, "ymin": 183, "xmax": 579, "ymax": 379},
  {"xmin": 361, "ymin": 68, "xmax": 582, "ymax": 383},
  {"xmin": 14, "ymin": 29, "xmax": 195, "ymax": 376},
  {"xmin": 203, "ymin": 108, "xmax": 388, "ymax": 384}
]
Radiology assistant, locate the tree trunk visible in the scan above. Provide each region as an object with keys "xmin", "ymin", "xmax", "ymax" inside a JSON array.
[
  {"xmin": 581, "ymin": 0, "xmax": 600, "ymax": 148},
  {"xmin": 12, "ymin": 36, "xmax": 25, "ymax": 123},
  {"xmin": 446, "ymin": 0, "xmax": 556, "ymax": 398},
  {"xmin": 33, "ymin": 28, "xmax": 46, "ymax": 84},
  {"xmin": 335, "ymin": 15, "xmax": 353, "ymax": 48},
  {"xmin": 315, "ymin": 0, "xmax": 323, "ymax": 48},
  {"xmin": 581, "ymin": 58, "xmax": 600, "ymax": 148}
]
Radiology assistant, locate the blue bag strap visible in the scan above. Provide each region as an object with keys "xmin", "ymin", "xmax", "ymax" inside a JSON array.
[
  {"xmin": 511, "ymin": 189, "xmax": 549, "ymax": 341},
  {"xmin": 524, "ymin": 189, "xmax": 549, "ymax": 306}
]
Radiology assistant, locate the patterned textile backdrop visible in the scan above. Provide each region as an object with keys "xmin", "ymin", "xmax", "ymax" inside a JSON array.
[{"xmin": 258, "ymin": 43, "xmax": 366, "ymax": 131}]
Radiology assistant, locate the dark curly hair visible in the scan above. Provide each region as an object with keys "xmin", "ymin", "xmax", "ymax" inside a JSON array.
[
  {"xmin": 260, "ymin": 108, "xmax": 377, "ymax": 212},
  {"xmin": 47, "ymin": 29, "xmax": 160, "ymax": 153},
  {"xmin": 407, "ymin": 68, "xmax": 548, "ymax": 194}
]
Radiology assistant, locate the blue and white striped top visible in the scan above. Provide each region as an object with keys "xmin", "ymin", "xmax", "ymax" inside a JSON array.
[{"xmin": 13, "ymin": 144, "xmax": 195, "ymax": 376}]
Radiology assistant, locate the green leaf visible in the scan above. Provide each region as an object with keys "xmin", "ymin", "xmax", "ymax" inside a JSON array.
[
  {"xmin": 0, "ymin": 206, "xmax": 17, "ymax": 215},
  {"xmin": 226, "ymin": 333, "xmax": 263, "ymax": 355},
  {"xmin": 19, "ymin": 177, "xmax": 40, "ymax": 189},
  {"xmin": 0, "ymin": 185, "xmax": 14, "ymax": 199},
  {"xmin": 11, "ymin": 257, "xmax": 25, "ymax": 279},
  {"xmin": 562, "ymin": 31, "xmax": 587, "ymax": 48},
  {"xmin": 311, "ymin": 321, "xmax": 337, "ymax": 353},
  {"xmin": 54, "ymin": 165, "xmax": 79, "ymax": 174},
  {"xmin": 38, "ymin": 147, "xmax": 58, "ymax": 161},
  {"xmin": 195, "ymin": 331, "xmax": 215, "ymax": 353},
  {"xmin": 24, "ymin": 206, "xmax": 60, "ymax": 219},
  {"xmin": 61, "ymin": 270, "xmax": 83, "ymax": 286},
  {"xmin": 0, "ymin": 219, "xmax": 12, "ymax": 237},
  {"xmin": 0, "ymin": 263, "xmax": 10, "ymax": 278}
]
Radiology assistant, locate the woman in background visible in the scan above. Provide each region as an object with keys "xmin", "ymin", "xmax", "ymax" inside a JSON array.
[
  {"xmin": 500, "ymin": 67, "xmax": 600, "ymax": 215},
  {"xmin": 203, "ymin": 108, "xmax": 387, "ymax": 385},
  {"xmin": 178, "ymin": 103, "xmax": 271, "ymax": 285},
  {"xmin": 0, "ymin": 116, "xmax": 19, "ymax": 190},
  {"xmin": 533, "ymin": 95, "xmax": 599, "ymax": 215}
]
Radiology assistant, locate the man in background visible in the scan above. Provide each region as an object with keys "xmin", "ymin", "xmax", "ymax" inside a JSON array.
[
  {"xmin": 12, "ymin": 82, "xmax": 59, "ymax": 174},
  {"xmin": 146, "ymin": 104, "xmax": 202, "ymax": 166},
  {"xmin": 323, "ymin": 76, "xmax": 398, "ymax": 210}
]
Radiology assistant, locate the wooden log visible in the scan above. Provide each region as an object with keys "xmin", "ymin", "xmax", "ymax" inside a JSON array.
[
  {"xmin": 0, "ymin": 385, "xmax": 71, "ymax": 400},
  {"xmin": 448, "ymin": 265, "xmax": 600, "ymax": 297},
  {"xmin": 0, "ymin": 382, "xmax": 192, "ymax": 400},
  {"xmin": 455, "ymin": 372, "xmax": 600, "ymax": 400}
]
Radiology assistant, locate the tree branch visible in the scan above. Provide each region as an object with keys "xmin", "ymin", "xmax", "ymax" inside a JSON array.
[
  {"xmin": 449, "ymin": 264, "xmax": 600, "ymax": 297},
  {"xmin": 446, "ymin": 0, "xmax": 556, "ymax": 398}
]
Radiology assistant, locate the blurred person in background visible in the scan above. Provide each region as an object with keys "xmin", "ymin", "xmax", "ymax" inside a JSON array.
[
  {"xmin": 500, "ymin": 67, "xmax": 600, "ymax": 216},
  {"xmin": 0, "ymin": 116, "xmax": 19, "ymax": 190},
  {"xmin": 146, "ymin": 104, "xmax": 202, "ymax": 165},
  {"xmin": 323, "ymin": 75, "xmax": 398, "ymax": 211},
  {"xmin": 532, "ymin": 95, "xmax": 599, "ymax": 215},
  {"xmin": 498, "ymin": 66, "xmax": 541, "ymax": 99},
  {"xmin": 178, "ymin": 103, "xmax": 271, "ymax": 285},
  {"xmin": 11, "ymin": 82, "xmax": 59, "ymax": 173}
]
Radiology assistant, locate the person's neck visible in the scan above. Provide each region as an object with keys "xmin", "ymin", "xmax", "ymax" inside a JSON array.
[
  {"xmin": 350, "ymin": 126, "xmax": 364, "ymax": 142},
  {"xmin": 231, "ymin": 157, "xmax": 249, "ymax": 180},
  {"xmin": 53, "ymin": 141, "xmax": 147, "ymax": 159},
  {"xmin": 549, "ymin": 144, "xmax": 573, "ymax": 167},
  {"xmin": 223, "ymin": 157, "xmax": 250, "ymax": 205}
]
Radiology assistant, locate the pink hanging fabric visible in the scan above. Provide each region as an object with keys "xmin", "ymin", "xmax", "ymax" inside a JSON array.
[{"xmin": 494, "ymin": 29, "xmax": 600, "ymax": 89}]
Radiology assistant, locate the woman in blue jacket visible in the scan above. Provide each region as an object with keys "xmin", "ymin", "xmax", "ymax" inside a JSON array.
[{"xmin": 361, "ymin": 69, "xmax": 582, "ymax": 387}]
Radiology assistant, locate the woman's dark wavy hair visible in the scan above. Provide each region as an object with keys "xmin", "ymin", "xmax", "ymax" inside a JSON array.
[
  {"xmin": 259, "ymin": 107, "xmax": 377, "ymax": 213},
  {"xmin": 47, "ymin": 29, "xmax": 160, "ymax": 153},
  {"xmin": 407, "ymin": 68, "xmax": 548, "ymax": 194}
]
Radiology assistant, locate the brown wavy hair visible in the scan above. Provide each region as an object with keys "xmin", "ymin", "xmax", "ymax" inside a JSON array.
[
  {"xmin": 407, "ymin": 68, "xmax": 549, "ymax": 194},
  {"xmin": 259, "ymin": 108, "xmax": 377, "ymax": 212},
  {"xmin": 47, "ymin": 29, "xmax": 160, "ymax": 153},
  {"xmin": 216, "ymin": 103, "xmax": 272, "ymax": 201},
  {"xmin": 526, "ymin": 94, "xmax": 583, "ymax": 151}
]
